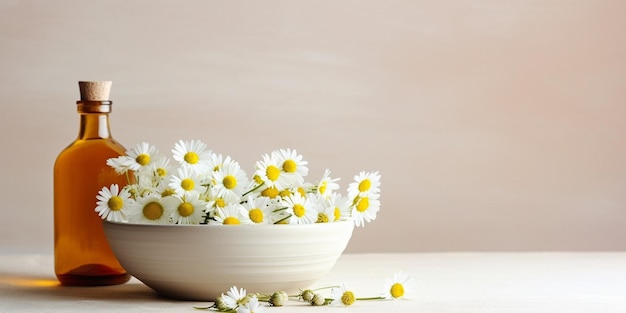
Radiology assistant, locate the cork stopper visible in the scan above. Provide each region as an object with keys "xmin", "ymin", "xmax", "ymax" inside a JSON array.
[{"xmin": 78, "ymin": 81, "xmax": 112, "ymax": 101}]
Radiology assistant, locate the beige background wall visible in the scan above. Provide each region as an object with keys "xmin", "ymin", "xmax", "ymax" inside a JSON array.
[{"xmin": 1, "ymin": 0, "xmax": 625, "ymax": 253}]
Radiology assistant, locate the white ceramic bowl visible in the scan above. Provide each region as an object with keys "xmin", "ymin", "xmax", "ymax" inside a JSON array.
[{"xmin": 102, "ymin": 221, "xmax": 354, "ymax": 301}]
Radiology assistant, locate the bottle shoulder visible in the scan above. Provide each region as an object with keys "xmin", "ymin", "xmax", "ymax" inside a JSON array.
[
  {"xmin": 60, "ymin": 137, "xmax": 126, "ymax": 151},
  {"xmin": 55, "ymin": 139, "xmax": 127, "ymax": 166}
]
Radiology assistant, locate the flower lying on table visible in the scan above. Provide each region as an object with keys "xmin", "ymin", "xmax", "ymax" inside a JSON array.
[
  {"xmin": 195, "ymin": 271, "xmax": 415, "ymax": 312},
  {"xmin": 95, "ymin": 140, "xmax": 381, "ymax": 226}
]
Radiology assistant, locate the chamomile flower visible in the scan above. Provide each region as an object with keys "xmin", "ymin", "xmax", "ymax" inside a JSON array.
[
  {"xmin": 134, "ymin": 171, "xmax": 157, "ymax": 195},
  {"xmin": 277, "ymin": 148, "xmax": 308, "ymax": 185},
  {"xmin": 207, "ymin": 153, "xmax": 225, "ymax": 172},
  {"xmin": 243, "ymin": 175, "xmax": 264, "ymax": 196},
  {"xmin": 254, "ymin": 152, "xmax": 291, "ymax": 190},
  {"xmin": 212, "ymin": 203, "xmax": 251, "ymax": 225},
  {"xmin": 330, "ymin": 283, "xmax": 356, "ymax": 306},
  {"xmin": 241, "ymin": 195, "xmax": 274, "ymax": 224},
  {"xmin": 237, "ymin": 295, "xmax": 261, "ymax": 313},
  {"xmin": 277, "ymin": 187, "xmax": 294, "ymax": 199},
  {"xmin": 383, "ymin": 271, "xmax": 415, "ymax": 300},
  {"xmin": 171, "ymin": 139, "xmax": 212, "ymax": 174},
  {"xmin": 295, "ymin": 182, "xmax": 315, "ymax": 198},
  {"xmin": 204, "ymin": 196, "xmax": 228, "ymax": 218},
  {"xmin": 170, "ymin": 192, "xmax": 207, "ymax": 225},
  {"xmin": 106, "ymin": 155, "xmax": 135, "ymax": 174},
  {"xmin": 351, "ymin": 193, "xmax": 381, "ymax": 227},
  {"xmin": 259, "ymin": 185, "xmax": 280, "ymax": 199},
  {"xmin": 282, "ymin": 193, "xmax": 317, "ymax": 224},
  {"xmin": 169, "ymin": 167, "xmax": 205, "ymax": 197},
  {"xmin": 221, "ymin": 286, "xmax": 247, "ymax": 309},
  {"xmin": 138, "ymin": 155, "xmax": 174, "ymax": 188},
  {"xmin": 328, "ymin": 193, "xmax": 351, "ymax": 222},
  {"xmin": 212, "ymin": 158, "xmax": 248, "ymax": 203},
  {"xmin": 193, "ymin": 153, "xmax": 225, "ymax": 186},
  {"xmin": 204, "ymin": 184, "xmax": 243, "ymax": 219},
  {"xmin": 95, "ymin": 184, "xmax": 132, "ymax": 222},
  {"xmin": 127, "ymin": 194, "xmax": 177, "ymax": 224},
  {"xmin": 97, "ymin": 140, "xmax": 383, "ymax": 229},
  {"xmin": 125, "ymin": 141, "xmax": 159, "ymax": 171},
  {"xmin": 276, "ymin": 183, "xmax": 312, "ymax": 200},
  {"xmin": 316, "ymin": 168, "xmax": 340, "ymax": 198},
  {"xmin": 309, "ymin": 193, "xmax": 334, "ymax": 223},
  {"xmin": 347, "ymin": 171, "xmax": 381, "ymax": 199}
]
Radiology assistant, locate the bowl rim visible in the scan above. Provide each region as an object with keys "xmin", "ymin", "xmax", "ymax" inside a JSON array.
[{"xmin": 102, "ymin": 219, "xmax": 355, "ymax": 229}]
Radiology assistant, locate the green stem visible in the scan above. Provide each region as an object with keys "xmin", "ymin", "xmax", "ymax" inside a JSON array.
[
  {"xmin": 201, "ymin": 184, "xmax": 211, "ymax": 197},
  {"xmin": 125, "ymin": 171, "xmax": 132, "ymax": 186},
  {"xmin": 242, "ymin": 182, "xmax": 264, "ymax": 197},
  {"xmin": 311, "ymin": 285, "xmax": 340, "ymax": 292},
  {"xmin": 273, "ymin": 214, "xmax": 291, "ymax": 224},
  {"xmin": 356, "ymin": 296, "xmax": 386, "ymax": 301},
  {"xmin": 255, "ymin": 294, "xmax": 271, "ymax": 302}
]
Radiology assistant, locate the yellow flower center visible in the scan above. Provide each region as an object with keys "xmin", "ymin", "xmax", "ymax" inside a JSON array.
[
  {"xmin": 293, "ymin": 204, "xmax": 305, "ymax": 217},
  {"xmin": 181, "ymin": 178, "xmax": 195, "ymax": 191},
  {"xmin": 282, "ymin": 159, "xmax": 297, "ymax": 173},
  {"xmin": 261, "ymin": 186, "xmax": 279, "ymax": 198},
  {"xmin": 223, "ymin": 175, "xmax": 237, "ymax": 190},
  {"xmin": 156, "ymin": 167, "xmax": 167, "ymax": 177},
  {"xmin": 334, "ymin": 207, "xmax": 341, "ymax": 221},
  {"xmin": 213, "ymin": 165, "xmax": 221, "ymax": 171},
  {"xmin": 143, "ymin": 201, "xmax": 163, "ymax": 220},
  {"xmin": 184, "ymin": 152, "xmax": 199, "ymax": 164},
  {"xmin": 317, "ymin": 213, "xmax": 329, "ymax": 223},
  {"xmin": 253, "ymin": 174, "xmax": 264, "ymax": 184},
  {"xmin": 249, "ymin": 208, "xmax": 264, "ymax": 223},
  {"xmin": 223, "ymin": 217, "xmax": 240, "ymax": 225},
  {"xmin": 356, "ymin": 197, "xmax": 370, "ymax": 213},
  {"xmin": 161, "ymin": 188, "xmax": 176, "ymax": 197},
  {"xmin": 390, "ymin": 283, "xmax": 404, "ymax": 298},
  {"xmin": 279, "ymin": 189, "xmax": 292, "ymax": 198},
  {"xmin": 107, "ymin": 196, "xmax": 124, "ymax": 211},
  {"xmin": 136, "ymin": 153, "xmax": 150, "ymax": 166},
  {"xmin": 358, "ymin": 179, "xmax": 371, "ymax": 192},
  {"xmin": 266, "ymin": 165, "xmax": 280, "ymax": 181},
  {"xmin": 297, "ymin": 187, "xmax": 306, "ymax": 197},
  {"xmin": 178, "ymin": 202, "xmax": 194, "ymax": 217},
  {"xmin": 318, "ymin": 182, "xmax": 327, "ymax": 195},
  {"xmin": 215, "ymin": 198, "xmax": 226, "ymax": 208},
  {"xmin": 341, "ymin": 291, "xmax": 355, "ymax": 306}
]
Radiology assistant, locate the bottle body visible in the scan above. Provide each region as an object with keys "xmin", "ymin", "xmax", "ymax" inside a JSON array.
[{"xmin": 54, "ymin": 103, "xmax": 130, "ymax": 286}]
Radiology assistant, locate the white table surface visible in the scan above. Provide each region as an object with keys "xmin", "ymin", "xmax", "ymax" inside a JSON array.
[{"xmin": 1, "ymin": 253, "xmax": 625, "ymax": 312}]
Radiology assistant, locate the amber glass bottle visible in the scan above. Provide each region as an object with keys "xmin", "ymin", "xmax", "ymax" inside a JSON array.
[{"xmin": 54, "ymin": 81, "xmax": 130, "ymax": 286}]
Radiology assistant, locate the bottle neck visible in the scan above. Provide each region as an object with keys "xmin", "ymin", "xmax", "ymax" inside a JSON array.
[{"xmin": 76, "ymin": 101, "xmax": 113, "ymax": 140}]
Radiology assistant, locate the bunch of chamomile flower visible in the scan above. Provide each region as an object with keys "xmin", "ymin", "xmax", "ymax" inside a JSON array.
[
  {"xmin": 95, "ymin": 140, "xmax": 381, "ymax": 227},
  {"xmin": 194, "ymin": 271, "xmax": 414, "ymax": 312}
]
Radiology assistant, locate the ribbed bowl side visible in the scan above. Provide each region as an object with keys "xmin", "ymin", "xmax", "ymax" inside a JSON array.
[{"xmin": 103, "ymin": 221, "xmax": 354, "ymax": 301}]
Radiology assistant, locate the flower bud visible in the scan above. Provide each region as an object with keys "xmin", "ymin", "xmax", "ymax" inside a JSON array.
[
  {"xmin": 311, "ymin": 293, "xmax": 326, "ymax": 306},
  {"xmin": 269, "ymin": 291, "xmax": 288, "ymax": 306},
  {"xmin": 300, "ymin": 289, "xmax": 315, "ymax": 302}
]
